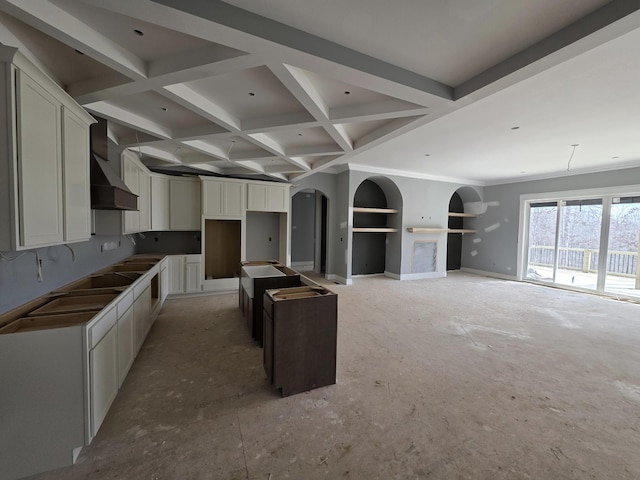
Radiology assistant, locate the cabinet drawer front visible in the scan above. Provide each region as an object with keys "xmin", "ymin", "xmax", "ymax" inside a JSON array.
[
  {"xmin": 88, "ymin": 306, "xmax": 117, "ymax": 349},
  {"xmin": 117, "ymin": 290, "xmax": 134, "ymax": 318}
]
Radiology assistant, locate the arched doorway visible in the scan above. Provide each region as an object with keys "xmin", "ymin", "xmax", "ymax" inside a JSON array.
[{"xmin": 291, "ymin": 190, "xmax": 328, "ymax": 273}]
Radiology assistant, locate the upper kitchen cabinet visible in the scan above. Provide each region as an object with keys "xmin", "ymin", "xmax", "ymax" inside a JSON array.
[
  {"xmin": 247, "ymin": 182, "xmax": 289, "ymax": 212},
  {"xmin": 121, "ymin": 150, "xmax": 150, "ymax": 234},
  {"xmin": 201, "ymin": 178, "xmax": 244, "ymax": 217},
  {"xmin": 0, "ymin": 46, "xmax": 95, "ymax": 251},
  {"xmin": 150, "ymin": 174, "xmax": 170, "ymax": 231},
  {"xmin": 170, "ymin": 177, "xmax": 201, "ymax": 230}
]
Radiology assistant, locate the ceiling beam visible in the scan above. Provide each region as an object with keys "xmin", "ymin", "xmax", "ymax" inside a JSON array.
[
  {"xmin": 269, "ymin": 63, "xmax": 353, "ymax": 152},
  {"xmin": 330, "ymin": 101, "xmax": 429, "ymax": 124},
  {"xmin": 84, "ymin": 101, "xmax": 172, "ymax": 139},
  {"xmin": 0, "ymin": 0, "xmax": 147, "ymax": 80}
]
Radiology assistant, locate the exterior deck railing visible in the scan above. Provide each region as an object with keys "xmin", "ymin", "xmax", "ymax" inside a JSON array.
[{"xmin": 528, "ymin": 246, "xmax": 638, "ymax": 277}]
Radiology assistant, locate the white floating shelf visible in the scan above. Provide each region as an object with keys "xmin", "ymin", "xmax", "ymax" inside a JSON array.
[
  {"xmin": 353, "ymin": 207, "xmax": 399, "ymax": 214},
  {"xmin": 406, "ymin": 227, "xmax": 476, "ymax": 234},
  {"xmin": 448, "ymin": 212, "xmax": 477, "ymax": 218},
  {"xmin": 353, "ymin": 227, "xmax": 398, "ymax": 233}
]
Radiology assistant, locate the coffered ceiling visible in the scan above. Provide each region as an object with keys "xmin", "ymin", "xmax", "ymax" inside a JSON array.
[{"xmin": 0, "ymin": 0, "xmax": 639, "ymax": 185}]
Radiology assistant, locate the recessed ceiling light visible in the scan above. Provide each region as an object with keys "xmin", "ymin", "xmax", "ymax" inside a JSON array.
[
  {"xmin": 424, "ymin": 154, "xmax": 430, "ymax": 157},
  {"xmin": 344, "ymin": 91, "xmax": 351, "ymax": 95},
  {"xmin": 612, "ymin": 156, "xmax": 620, "ymax": 159},
  {"xmin": 520, "ymin": 171, "xmax": 526, "ymax": 174},
  {"xmin": 248, "ymin": 92, "xmax": 255, "ymax": 96},
  {"xmin": 133, "ymin": 29, "xmax": 144, "ymax": 36},
  {"xmin": 298, "ymin": 133, "xmax": 303, "ymax": 136},
  {"xmin": 511, "ymin": 126, "xmax": 520, "ymax": 130},
  {"xmin": 161, "ymin": 107, "xmax": 167, "ymax": 111}
]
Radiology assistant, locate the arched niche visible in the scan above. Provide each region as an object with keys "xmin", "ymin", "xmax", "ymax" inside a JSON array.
[
  {"xmin": 352, "ymin": 177, "xmax": 403, "ymax": 276},
  {"xmin": 446, "ymin": 186, "xmax": 482, "ymax": 270}
]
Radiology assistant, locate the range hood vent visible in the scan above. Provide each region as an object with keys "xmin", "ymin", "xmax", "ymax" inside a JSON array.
[
  {"xmin": 90, "ymin": 154, "xmax": 138, "ymax": 210},
  {"xmin": 89, "ymin": 117, "xmax": 138, "ymax": 211}
]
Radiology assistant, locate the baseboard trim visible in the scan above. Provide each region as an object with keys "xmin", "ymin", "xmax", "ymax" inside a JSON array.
[
  {"xmin": 460, "ymin": 267, "xmax": 518, "ymax": 281},
  {"xmin": 388, "ymin": 271, "xmax": 447, "ymax": 281},
  {"xmin": 326, "ymin": 274, "xmax": 351, "ymax": 285},
  {"xmin": 291, "ymin": 261, "xmax": 314, "ymax": 271}
]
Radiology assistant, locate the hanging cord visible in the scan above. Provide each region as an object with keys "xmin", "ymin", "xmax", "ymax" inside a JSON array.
[
  {"xmin": 566, "ymin": 144, "xmax": 579, "ymax": 172},
  {"xmin": 227, "ymin": 140, "xmax": 236, "ymax": 159},
  {"xmin": 63, "ymin": 244, "xmax": 76, "ymax": 262},
  {"xmin": 35, "ymin": 250, "xmax": 43, "ymax": 282}
]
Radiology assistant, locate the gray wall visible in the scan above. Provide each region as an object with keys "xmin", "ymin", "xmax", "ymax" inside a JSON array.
[
  {"xmin": 348, "ymin": 169, "xmax": 481, "ymax": 280},
  {"xmin": 463, "ymin": 166, "xmax": 640, "ymax": 277},
  {"xmin": 134, "ymin": 231, "xmax": 201, "ymax": 255},
  {"xmin": 246, "ymin": 211, "xmax": 280, "ymax": 261},
  {"xmin": 0, "ymin": 235, "xmax": 134, "ymax": 314},
  {"xmin": 291, "ymin": 191, "xmax": 316, "ymax": 263}
]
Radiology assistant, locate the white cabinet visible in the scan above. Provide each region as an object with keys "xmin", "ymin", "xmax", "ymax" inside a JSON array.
[
  {"xmin": 150, "ymin": 175, "xmax": 170, "ymax": 230},
  {"xmin": 89, "ymin": 323, "xmax": 118, "ymax": 438},
  {"xmin": 116, "ymin": 305, "xmax": 135, "ymax": 387},
  {"xmin": 170, "ymin": 178, "xmax": 201, "ymax": 230},
  {"xmin": 16, "ymin": 69, "xmax": 64, "ymax": 247},
  {"xmin": 185, "ymin": 260, "xmax": 202, "ymax": 293},
  {"xmin": 247, "ymin": 182, "xmax": 289, "ymax": 212},
  {"xmin": 0, "ymin": 47, "xmax": 95, "ymax": 251},
  {"xmin": 62, "ymin": 107, "xmax": 92, "ymax": 242},
  {"xmin": 122, "ymin": 151, "xmax": 150, "ymax": 234},
  {"xmin": 168, "ymin": 254, "xmax": 202, "ymax": 294},
  {"xmin": 202, "ymin": 178, "xmax": 244, "ymax": 217},
  {"xmin": 134, "ymin": 285, "xmax": 151, "ymax": 353}
]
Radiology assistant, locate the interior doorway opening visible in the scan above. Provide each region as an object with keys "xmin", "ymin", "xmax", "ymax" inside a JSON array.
[{"xmin": 291, "ymin": 190, "xmax": 328, "ymax": 274}]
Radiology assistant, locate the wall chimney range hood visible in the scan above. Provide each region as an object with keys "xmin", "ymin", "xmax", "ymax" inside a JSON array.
[{"xmin": 90, "ymin": 118, "xmax": 138, "ymax": 211}]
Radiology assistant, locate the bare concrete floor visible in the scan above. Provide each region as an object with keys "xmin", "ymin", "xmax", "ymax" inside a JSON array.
[{"xmin": 28, "ymin": 272, "xmax": 640, "ymax": 480}]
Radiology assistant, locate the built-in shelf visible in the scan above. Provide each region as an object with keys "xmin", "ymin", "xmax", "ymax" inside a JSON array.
[
  {"xmin": 448, "ymin": 212, "xmax": 477, "ymax": 218},
  {"xmin": 353, "ymin": 207, "xmax": 399, "ymax": 214},
  {"xmin": 353, "ymin": 227, "xmax": 399, "ymax": 233},
  {"xmin": 406, "ymin": 227, "xmax": 476, "ymax": 234}
]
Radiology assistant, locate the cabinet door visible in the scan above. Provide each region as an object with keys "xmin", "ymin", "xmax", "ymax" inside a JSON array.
[
  {"xmin": 117, "ymin": 305, "xmax": 135, "ymax": 387},
  {"xmin": 61, "ymin": 107, "xmax": 91, "ymax": 242},
  {"xmin": 134, "ymin": 286, "xmax": 151, "ymax": 353},
  {"xmin": 170, "ymin": 179, "xmax": 201, "ymax": 230},
  {"xmin": 185, "ymin": 261, "xmax": 201, "ymax": 293},
  {"xmin": 151, "ymin": 176, "xmax": 169, "ymax": 230},
  {"xmin": 224, "ymin": 182, "xmax": 244, "ymax": 216},
  {"xmin": 16, "ymin": 70, "xmax": 63, "ymax": 247},
  {"xmin": 168, "ymin": 256, "xmax": 184, "ymax": 293},
  {"xmin": 138, "ymin": 169, "xmax": 151, "ymax": 232},
  {"xmin": 247, "ymin": 183, "xmax": 267, "ymax": 211},
  {"xmin": 89, "ymin": 324, "xmax": 118, "ymax": 437},
  {"xmin": 202, "ymin": 180, "xmax": 224, "ymax": 216},
  {"xmin": 122, "ymin": 158, "xmax": 140, "ymax": 233},
  {"xmin": 268, "ymin": 185, "xmax": 288, "ymax": 212}
]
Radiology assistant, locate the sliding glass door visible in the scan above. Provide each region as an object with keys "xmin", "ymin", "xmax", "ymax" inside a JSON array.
[
  {"xmin": 526, "ymin": 202, "xmax": 557, "ymax": 282},
  {"xmin": 524, "ymin": 192, "xmax": 640, "ymax": 299},
  {"xmin": 555, "ymin": 199, "xmax": 603, "ymax": 290},
  {"xmin": 605, "ymin": 196, "xmax": 640, "ymax": 299}
]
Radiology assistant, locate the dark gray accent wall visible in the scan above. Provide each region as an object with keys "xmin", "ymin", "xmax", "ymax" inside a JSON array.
[
  {"xmin": 134, "ymin": 231, "xmax": 202, "ymax": 255},
  {"xmin": 0, "ymin": 235, "xmax": 134, "ymax": 314},
  {"xmin": 246, "ymin": 211, "xmax": 280, "ymax": 261},
  {"xmin": 463, "ymin": 166, "xmax": 640, "ymax": 276},
  {"xmin": 291, "ymin": 192, "xmax": 316, "ymax": 263}
]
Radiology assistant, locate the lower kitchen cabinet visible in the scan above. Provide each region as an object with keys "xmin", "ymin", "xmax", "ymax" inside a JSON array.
[
  {"xmin": 89, "ymin": 324, "xmax": 118, "ymax": 437},
  {"xmin": 0, "ymin": 256, "xmax": 168, "ymax": 480},
  {"xmin": 168, "ymin": 254, "xmax": 202, "ymax": 294},
  {"xmin": 117, "ymin": 304, "xmax": 135, "ymax": 387},
  {"xmin": 263, "ymin": 285, "xmax": 337, "ymax": 397}
]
